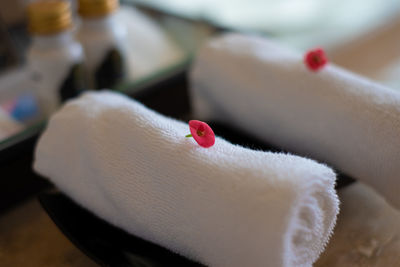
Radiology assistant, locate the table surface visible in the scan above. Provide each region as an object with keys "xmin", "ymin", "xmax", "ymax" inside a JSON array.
[
  {"xmin": 1, "ymin": 182, "xmax": 399, "ymax": 267},
  {"xmin": 0, "ymin": 197, "xmax": 96, "ymax": 267}
]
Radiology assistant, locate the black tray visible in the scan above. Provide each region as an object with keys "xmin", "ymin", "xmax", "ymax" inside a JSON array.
[{"xmin": 39, "ymin": 192, "xmax": 204, "ymax": 267}]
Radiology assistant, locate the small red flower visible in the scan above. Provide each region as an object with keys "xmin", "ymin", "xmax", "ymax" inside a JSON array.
[
  {"xmin": 304, "ymin": 48, "xmax": 328, "ymax": 72},
  {"xmin": 185, "ymin": 120, "xmax": 215, "ymax": 148}
]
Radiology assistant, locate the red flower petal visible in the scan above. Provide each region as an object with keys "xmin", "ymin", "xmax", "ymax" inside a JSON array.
[
  {"xmin": 188, "ymin": 120, "xmax": 215, "ymax": 148},
  {"xmin": 304, "ymin": 48, "xmax": 328, "ymax": 72}
]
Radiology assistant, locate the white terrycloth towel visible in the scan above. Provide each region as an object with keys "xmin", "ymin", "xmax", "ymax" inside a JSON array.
[
  {"xmin": 190, "ymin": 33, "xmax": 400, "ymax": 210},
  {"xmin": 34, "ymin": 91, "xmax": 339, "ymax": 267}
]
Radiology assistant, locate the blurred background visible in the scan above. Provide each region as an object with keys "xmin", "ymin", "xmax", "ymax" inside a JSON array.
[{"xmin": 1, "ymin": 0, "xmax": 400, "ymax": 147}]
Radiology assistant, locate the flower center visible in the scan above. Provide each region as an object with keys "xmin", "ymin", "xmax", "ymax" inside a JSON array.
[
  {"xmin": 197, "ymin": 129, "xmax": 205, "ymax": 137},
  {"xmin": 312, "ymin": 55, "xmax": 321, "ymax": 63}
]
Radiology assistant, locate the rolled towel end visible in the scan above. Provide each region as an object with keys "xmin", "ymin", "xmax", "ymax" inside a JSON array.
[{"xmin": 284, "ymin": 169, "xmax": 339, "ymax": 266}]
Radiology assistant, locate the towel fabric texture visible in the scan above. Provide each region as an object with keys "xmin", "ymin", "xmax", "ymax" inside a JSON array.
[
  {"xmin": 190, "ymin": 33, "xmax": 400, "ymax": 210},
  {"xmin": 34, "ymin": 91, "xmax": 339, "ymax": 267}
]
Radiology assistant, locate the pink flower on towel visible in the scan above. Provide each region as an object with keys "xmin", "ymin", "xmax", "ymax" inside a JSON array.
[
  {"xmin": 304, "ymin": 48, "xmax": 328, "ymax": 72},
  {"xmin": 186, "ymin": 120, "xmax": 215, "ymax": 148}
]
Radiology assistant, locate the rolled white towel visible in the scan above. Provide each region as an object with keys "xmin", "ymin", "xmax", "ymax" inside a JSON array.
[
  {"xmin": 190, "ymin": 33, "xmax": 400, "ymax": 210},
  {"xmin": 34, "ymin": 91, "xmax": 339, "ymax": 267}
]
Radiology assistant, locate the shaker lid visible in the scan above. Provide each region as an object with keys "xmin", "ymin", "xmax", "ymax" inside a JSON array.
[
  {"xmin": 28, "ymin": 0, "xmax": 72, "ymax": 35},
  {"xmin": 78, "ymin": 0, "xmax": 119, "ymax": 18}
]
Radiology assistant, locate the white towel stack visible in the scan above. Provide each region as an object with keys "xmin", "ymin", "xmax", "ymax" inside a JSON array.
[
  {"xmin": 190, "ymin": 33, "xmax": 400, "ymax": 210},
  {"xmin": 34, "ymin": 91, "xmax": 339, "ymax": 267}
]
